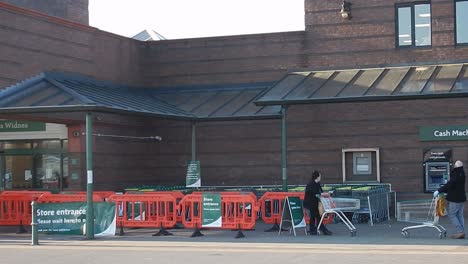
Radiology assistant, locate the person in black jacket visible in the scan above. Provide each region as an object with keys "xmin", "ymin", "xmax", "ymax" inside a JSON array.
[
  {"xmin": 435, "ymin": 160, "xmax": 466, "ymax": 239},
  {"xmin": 303, "ymin": 170, "xmax": 332, "ymax": 235}
]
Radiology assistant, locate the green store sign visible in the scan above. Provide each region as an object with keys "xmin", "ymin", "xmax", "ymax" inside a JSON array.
[
  {"xmin": 419, "ymin": 125, "xmax": 468, "ymax": 141},
  {"xmin": 0, "ymin": 120, "xmax": 45, "ymax": 132}
]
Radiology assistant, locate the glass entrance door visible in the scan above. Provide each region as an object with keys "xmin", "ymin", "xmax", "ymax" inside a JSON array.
[
  {"xmin": 2, "ymin": 155, "xmax": 34, "ymax": 189},
  {"xmin": 0, "ymin": 140, "xmax": 68, "ymax": 191}
]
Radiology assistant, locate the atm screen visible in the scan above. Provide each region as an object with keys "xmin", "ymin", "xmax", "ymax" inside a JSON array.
[
  {"xmin": 428, "ymin": 165, "xmax": 448, "ymax": 176},
  {"xmin": 425, "ymin": 162, "xmax": 450, "ymax": 192}
]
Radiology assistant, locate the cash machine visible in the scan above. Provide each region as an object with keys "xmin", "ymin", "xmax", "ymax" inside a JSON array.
[{"xmin": 423, "ymin": 149, "xmax": 452, "ymax": 193}]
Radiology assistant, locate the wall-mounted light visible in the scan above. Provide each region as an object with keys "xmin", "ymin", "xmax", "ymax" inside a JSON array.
[{"xmin": 340, "ymin": 1, "xmax": 352, "ymax": 20}]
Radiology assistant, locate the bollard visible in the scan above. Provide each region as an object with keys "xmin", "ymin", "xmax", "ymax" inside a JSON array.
[{"xmin": 31, "ymin": 201, "xmax": 39, "ymax": 246}]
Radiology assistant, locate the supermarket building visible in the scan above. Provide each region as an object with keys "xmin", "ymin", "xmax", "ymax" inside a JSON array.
[{"xmin": 0, "ymin": 0, "xmax": 468, "ymax": 201}]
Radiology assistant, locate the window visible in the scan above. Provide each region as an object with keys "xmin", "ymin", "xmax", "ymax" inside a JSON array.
[
  {"xmin": 396, "ymin": 3, "xmax": 431, "ymax": 47},
  {"xmin": 342, "ymin": 148, "xmax": 380, "ymax": 182},
  {"xmin": 456, "ymin": 0, "xmax": 468, "ymax": 44}
]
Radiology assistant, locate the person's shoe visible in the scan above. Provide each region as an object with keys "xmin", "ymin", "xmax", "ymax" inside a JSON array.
[
  {"xmin": 309, "ymin": 230, "xmax": 318, "ymax": 235},
  {"xmin": 450, "ymin": 233, "xmax": 465, "ymax": 239},
  {"xmin": 309, "ymin": 226, "xmax": 318, "ymax": 235},
  {"xmin": 319, "ymin": 226, "xmax": 332, "ymax": 236}
]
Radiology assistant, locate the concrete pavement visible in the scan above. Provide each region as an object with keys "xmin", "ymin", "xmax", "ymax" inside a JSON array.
[{"xmin": 1, "ymin": 218, "xmax": 468, "ymax": 246}]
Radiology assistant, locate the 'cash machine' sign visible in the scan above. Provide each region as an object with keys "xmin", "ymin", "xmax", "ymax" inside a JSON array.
[{"xmin": 419, "ymin": 125, "xmax": 468, "ymax": 141}]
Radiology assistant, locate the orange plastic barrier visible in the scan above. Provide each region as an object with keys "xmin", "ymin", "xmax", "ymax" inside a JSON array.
[
  {"xmin": 138, "ymin": 191, "xmax": 184, "ymax": 223},
  {"xmin": 1, "ymin": 190, "xmax": 51, "ymax": 196},
  {"xmin": 258, "ymin": 192, "xmax": 333, "ymax": 226},
  {"xmin": 180, "ymin": 192, "xmax": 259, "ymax": 230},
  {"xmin": 0, "ymin": 191, "xmax": 49, "ymax": 226},
  {"xmin": 61, "ymin": 191, "xmax": 115, "ymax": 201},
  {"xmin": 108, "ymin": 193, "xmax": 177, "ymax": 229},
  {"xmin": 258, "ymin": 192, "xmax": 302, "ymax": 225},
  {"xmin": 37, "ymin": 193, "xmax": 104, "ymax": 203}
]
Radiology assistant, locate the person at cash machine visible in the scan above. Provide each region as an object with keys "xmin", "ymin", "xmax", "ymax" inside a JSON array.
[{"xmin": 434, "ymin": 160, "xmax": 466, "ymax": 239}]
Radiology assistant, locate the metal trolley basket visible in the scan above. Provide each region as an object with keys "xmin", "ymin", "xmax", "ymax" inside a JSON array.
[
  {"xmin": 397, "ymin": 196, "xmax": 446, "ymax": 239},
  {"xmin": 317, "ymin": 196, "xmax": 360, "ymax": 236}
]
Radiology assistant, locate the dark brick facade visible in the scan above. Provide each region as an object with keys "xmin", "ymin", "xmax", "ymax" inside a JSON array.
[
  {"xmin": 141, "ymin": 0, "xmax": 468, "ymax": 87},
  {"xmin": 0, "ymin": 2, "xmax": 142, "ymax": 89},
  {"xmin": 0, "ymin": 0, "xmax": 88, "ymax": 24}
]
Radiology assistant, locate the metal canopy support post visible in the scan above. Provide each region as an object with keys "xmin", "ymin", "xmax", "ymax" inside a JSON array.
[
  {"xmin": 281, "ymin": 106, "xmax": 288, "ymax": 191},
  {"xmin": 191, "ymin": 122, "xmax": 196, "ymax": 161},
  {"xmin": 85, "ymin": 113, "xmax": 94, "ymax": 240}
]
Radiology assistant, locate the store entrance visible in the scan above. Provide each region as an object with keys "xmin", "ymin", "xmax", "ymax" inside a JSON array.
[{"xmin": 0, "ymin": 140, "xmax": 68, "ymax": 191}]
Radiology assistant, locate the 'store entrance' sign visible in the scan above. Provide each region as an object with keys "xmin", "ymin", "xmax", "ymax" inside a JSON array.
[{"xmin": 36, "ymin": 202, "xmax": 116, "ymax": 236}]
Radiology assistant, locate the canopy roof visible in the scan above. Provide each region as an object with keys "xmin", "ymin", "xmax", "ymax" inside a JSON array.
[
  {"xmin": 255, "ymin": 63, "xmax": 468, "ymax": 106},
  {"xmin": 0, "ymin": 72, "xmax": 280, "ymax": 121}
]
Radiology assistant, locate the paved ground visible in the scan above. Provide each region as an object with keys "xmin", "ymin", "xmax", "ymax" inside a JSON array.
[
  {"xmin": 1, "ymin": 218, "xmax": 467, "ymax": 246},
  {"xmin": 1, "ymin": 219, "xmax": 468, "ymax": 264}
]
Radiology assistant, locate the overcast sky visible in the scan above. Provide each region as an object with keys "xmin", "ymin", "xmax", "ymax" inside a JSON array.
[{"xmin": 89, "ymin": 0, "xmax": 304, "ymax": 40}]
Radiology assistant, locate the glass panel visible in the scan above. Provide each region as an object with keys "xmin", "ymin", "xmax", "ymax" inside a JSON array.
[
  {"xmin": 62, "ymin": 139, "xmax": 68, "ymax": 150},
  {"xmin": 398, "ymin": 7, "xmax": 412, "ymax": 46},
  {"xmin": 367, "ymin": 68, "xmax": 410, "ymax": 95},
  {"xmin": 62, "ymin": 156, "xmax": 69, "ymax": 190},
  {"xmin": 456, "ymin": 1, "xmax": 468, "ymax": 44},
  {"xmin": 398, "ymin": 66, "xmax": 436, "ymax": 94},
  {"xmin": 260, "ymin": 73, "xmax": 309, "ymax": 101},
  {"xmin": 34, "ymin": 154, "xmax": 61, "ymax": 191},
  {"xmin": 33, "ymin": 140, "xmax": 61, "ymax": 150},
  {"xmin": 3, "ymin": 156, "xmax": 33, "ymax": 189},
  {"xmin": 192, "ymin": 91, "xmax": 238, "ymax": 117},
  {"xmin": 313, "ymin": 70, "xmax": 359, "ymax": 98},
  {"xmin": 287, "ymin": 71, "xmax": 334, "ymax": 99},
  {"xmin": 0, "ymin": 142, "xmax": 31, "ymax": 150},
  {"xmin": 177, "ymin": 92, "xmax": 218, "ymax": 112},
  {"xmin": 414, "ymin": 4, "xmax": 431, "ymax": 46},
  {"xmin": 339, "ymin": 69, "xmax": 385, "ymax": 97},
  {"xmin": 212, "ymin": 90, "xmax": 258, "ymax": 117},
  {"xmin": 453, "ymin": 66, "xmax": 468, "ymax": 92},
  {"xmin": 423, "ymin": 65, "xmax": 463, "ymax": 93},
  {"xmin": 235, "ymin": 90, "xmax": 266, "ymax": 116}
]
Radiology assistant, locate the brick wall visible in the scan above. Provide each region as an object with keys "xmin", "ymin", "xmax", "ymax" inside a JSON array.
[
  {"xmin": 285, "ymin": 97, "xmax": 468, "ymax": 198},
  {"xmin": 140, "ymin": 0, "xmax": 468, "ymax": 87},
  {"xmin": 140, "ymin": 31, "xmax": 307, "ymax": 87},
  {"xmin": 0, "ymin": 2, "xmax": 142, "ymax": 89},
  {"xmin": 0, "ymin": 0, "xmax": 89, "ymax": 24},
  {"xmin": 303, "ymin": 0, "xmax": 468, "ymax": 69}
]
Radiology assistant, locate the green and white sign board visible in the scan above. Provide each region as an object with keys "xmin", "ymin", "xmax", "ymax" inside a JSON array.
[
  {"xmin": 0, "ymin": 120, "xmax": 45, "ymax": 132},
  {"xmin": 419, "ymin": 125, "xmax": 468, "ymax": 141},
  {"xmin": 279, "ymin": 196, "xmax": 306, "ymax": 236},
  {"xmin": 186, "ymin": 160, "xmax": 201, "ymax": 187},
  {"xmin": 36, "ymin": 202, "xmax": 116, "ymax": 236},
  {"xmin": 202, "ymin": 193, "xmax": 222, "ymax": 228}
]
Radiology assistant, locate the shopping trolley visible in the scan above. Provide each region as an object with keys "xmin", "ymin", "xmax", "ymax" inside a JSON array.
[
  {"xmin": 317, "ymin": 195, "xmax": 360, "ymax": 236},
  {"xmin": 397, "ymin": 196, "xmax": 446, "ymax": 239}
]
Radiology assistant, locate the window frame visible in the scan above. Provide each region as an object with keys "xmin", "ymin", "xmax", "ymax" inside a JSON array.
[
  {"xmin": 455, "ymin": 0, "xmax": 468, "ymax": 46},
  {"xmin": 395, "ymin": 1, "xmax": 432, "ymax": 48}
]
